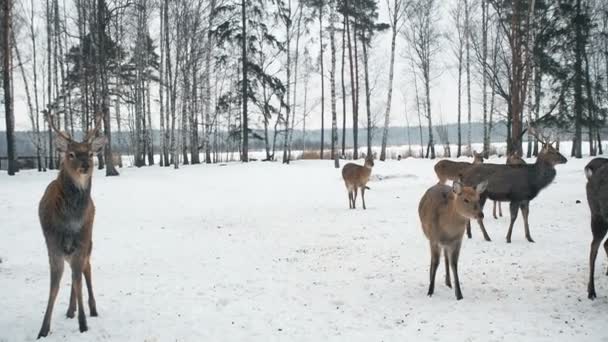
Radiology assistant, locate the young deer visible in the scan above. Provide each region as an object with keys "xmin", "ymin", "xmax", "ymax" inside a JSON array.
[
  {"xmin": 461, "ymin": 132, "xmax": 566, "ymax": 243},
  {"xmin": 493, "ymin": 151, "xmax": 527, "ymax": 219},
  {"xmin": 37, "ymin": 113, "xmax": 107, "ymax": 338},
  {"xmin": 434, "ymin": 151, "xmax": 484, "ymax": 184},
  {"xmin": 419, "ymin": 180, "xmax": 488, "ymax": 300},
  {"xmin": 342, "ymin": 156, "xmax": 374, "ymax": 209},
  {"xmin": 585, "ymin": 158, "xmax": 608, "ymax": 299}
]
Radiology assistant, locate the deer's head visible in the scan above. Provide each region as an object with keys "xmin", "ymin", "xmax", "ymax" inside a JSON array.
[
  {"xmin": 47, "ymin": 112, "xmax": 107, "ymax": 188},
  {"xmin": 538, "ymin": 143, "xmax": 567, "ymax": 166},
  {"xmin": 452, "ymin": 181, "xmax": 487, "ymax": 220},
  {"xmin": 529, "ymin": 126, "xmax": 567, "ymax": 166},
  {"xmin": 364, "ymin": 155, "xmax": 375, "ymax": 168},
  {"xmin": 473, "ymin": 151, "xmax": 485, "ymax": 164}
]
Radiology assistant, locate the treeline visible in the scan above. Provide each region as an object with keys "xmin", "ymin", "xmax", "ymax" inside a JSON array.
[{"xmin": 0, "ymin": 0, "xmax": 607, "ymax": 176}]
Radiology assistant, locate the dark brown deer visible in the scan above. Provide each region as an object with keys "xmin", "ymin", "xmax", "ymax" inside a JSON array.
[
  {"xmin": 419, "ymin": 180, "xmax": 487, "ymax": 300},
  {"xmin": 434, "ymin": 151, "xmax": 484, "ymax": 184},
  {"xmin": 584, "ymin": 157, "xmax": 608, "ymax": 299},
  {"xmin": 493, "ymin": 151, "xmax": 527, "ymax": 219},
  {"xmin": 37, "ymin": 112, "xmax": 107, "ymax": 339},
  {"xmin": 342, "ymin": 156, "xmax": 374, "ymax": 209},
  {"xmin": 461, "ymin": 132, "xmax": 566, "ymax": 243}
]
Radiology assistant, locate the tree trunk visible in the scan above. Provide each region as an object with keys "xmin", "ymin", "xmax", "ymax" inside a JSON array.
[
  {"xmin": 572, "ymin": 0, "xmax": 584, "ymax": 158},
  {"xmin": 204, "ymin": 0, "xmax": 217, "ymax": 164},
  {"xmin": 481, "ymin": 0, "xmax": 489, "ymax": 157},
  {"xmin": 330, "ymin": 2, "xmax": 339, "ymax": 168},
  {"xmin": 241, "ymin": 0, "xmax": 248, "ymax": 162},
  {"xmin": 456, "ymin": 41, "xmax": 463, "ymax": 157},
  {"xmin": 362, "ymin": 32, "xmax": 372, "ymax": 158},
  {"xmin": 282, "ymin": 0, "xmax": 292, "ymax": 164},
  {"xmin": 380, "ymin": 6, "xmax": 398, "ymax": 162},
  {"xmin": 2, "ymin": 0, "xmax": 17, "ymax": 175},
  {"xmin": 465, "ymin": 0, "xmax": 472, "ymax": 154},
  {"xmin": 345, "ymin": 5, "xmax": 357, "ymax": 159},
  {"xmin": 319, "ymin": 6, "xmax": 325, "ymax": 159},
  {"xmin": 341, "ymin": 17, "xmax": 346, "ymax": 157}
]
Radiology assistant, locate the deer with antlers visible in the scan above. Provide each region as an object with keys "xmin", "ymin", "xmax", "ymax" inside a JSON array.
[
  {"xmin": 493, "ymin": 151, "xmax": 527, "ymax": 219},
  {"xmin": 461, "ymin": 128, "xmax": 566, "ymax": 243},
  {"xmin": 37, "ymin": 112, "xmax": 107, "ymax": 338}
]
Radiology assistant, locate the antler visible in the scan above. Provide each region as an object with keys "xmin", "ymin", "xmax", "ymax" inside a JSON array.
[
  {"xmin": 85, "ymin": 112, "xmax": 103, "ymax": 143},
  {"xmin": 44, "ymin": 109, "xmax": 72, "ymax": 142},
  {"xmin": 528, "ymin": 125, "xmax": 553, "ymax": 146}
]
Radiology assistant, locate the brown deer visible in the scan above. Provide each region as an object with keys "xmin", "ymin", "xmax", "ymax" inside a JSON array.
[
  {"xmin": 37, "ymin": 113, "xmax": 107, "ymax": 339},
  {"xmin": 342, "ymin": 156, "xmax": 374, "ymax": 209},
  {"xmin": 434, "ymin": 151, "xmax": 484, "ymax": 184},
  {"xmin": 584, "ymin": 158, "xmax": 608, "ymax": 299},
  {"xmin": 493, "ymin": 151, "xmax": 527, "ymax": 219},
  {"xmin": 419, "ymin": 180, "xmax": 488, "ymax": 300},
  {"xmin": 461, "ymin": 130, "xmax": 566, "ymax": 243}
]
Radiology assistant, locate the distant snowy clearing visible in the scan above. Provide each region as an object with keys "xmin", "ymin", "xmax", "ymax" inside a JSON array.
[{"xmin": 0, "ymin": 156, "xmax": 606, "ymax": 341}]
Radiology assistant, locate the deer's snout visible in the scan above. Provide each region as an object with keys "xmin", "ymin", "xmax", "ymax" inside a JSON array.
[{"xmin": 80, "ymin": 162, "xmax": 90, "ymax": 173}]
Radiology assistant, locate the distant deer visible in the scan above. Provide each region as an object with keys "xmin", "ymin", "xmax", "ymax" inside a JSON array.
[
  {"xmin": 37, "ymin": 113, "xmax": 107, "ymax": 338},
  {"xmin": 342, "ymin": 156, "xmax": 374, "ymax": 209},
  {"xmin": 419, "ymin": 180, "xmax": 488, "ymax": 300},
  {"xmin": 461, "ymin": 129, "xmax": 566, "ymax": 243},
  {"xmin": 434, "ymin": 151, "xmax": 484, "ymax": 184},
  {"xmin": 584, "ymin": 158, "xmax": 608, "ymax": 299},
  {"xmin": 493, "ymin": 151, "xmax": 527, "ymax": 219}
]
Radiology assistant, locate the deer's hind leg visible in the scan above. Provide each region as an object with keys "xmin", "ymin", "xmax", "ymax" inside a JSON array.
[
  {"xmin": 448, "ymin": 241, "xmax": 464, "ymax": 300},
  {"xmin": 444, "ymin": 250, "xmax": 452, "ymax": 288},
  {"xmin": 520, "ymin": 201, "xmax": 534, "ymax": 243},
  {"xmin": 352, "ymin": 188, "xmax": 358, "ymax": 209},
  {"xmin": 506, "ymin": 201, "xmax": 520, "ymax": 243},
  {"xmin": 427, "ymin": 242, "xmax": 440, "ymax": 297},
  {"xmin": 361, "ymin": 186, "xmax": 367, "ymax": 210},
  {"xmin": 589, "ymin": 216, "xmax": 608, "ymax": 299}
]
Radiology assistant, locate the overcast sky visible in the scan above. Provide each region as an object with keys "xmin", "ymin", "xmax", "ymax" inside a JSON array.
[{"xmin": 3, "ymin": 0, "xmax": 486, "ymax": 132}]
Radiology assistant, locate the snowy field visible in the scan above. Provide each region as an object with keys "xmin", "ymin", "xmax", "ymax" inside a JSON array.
[{"xmin": 1, "ymin": 155, "xmax": 607, "ymax": 341}]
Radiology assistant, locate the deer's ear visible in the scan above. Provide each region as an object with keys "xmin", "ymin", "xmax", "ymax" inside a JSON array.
[
  {"xmin": 91, "ymin": 135, "xmax": 108, "ymax": 153},
  {"xmin": 453, "ymin": 181, "xmax": 463, "ymax": 195},
  {"xmin": 55, "ymin": 134, "xmax": 70, "ymax": 153},
  {"xmin": 476, "ymin": 180, "xmax": 488, "ymax": 194}
]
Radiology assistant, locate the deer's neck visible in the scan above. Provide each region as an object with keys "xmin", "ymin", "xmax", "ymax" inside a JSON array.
[
  {"xmin": 58, "ymin": 169, "xmax": 92, "ymax": 209},
  {"xmin": 532, "ymin": 159, "xmax": 556, "ymax": 191}
]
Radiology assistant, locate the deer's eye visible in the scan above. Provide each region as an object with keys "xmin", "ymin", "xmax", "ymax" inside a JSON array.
[
  {"xmin": 89, "ymin": 153, "xmax": 94, "ymax": 158},
  {"xmin": 464, "ymin": 199, "xmax": 470, "ymax": 204},
  {"xmin": 68, "ymin": 152, "xmax": 75, "ymax": 159}
]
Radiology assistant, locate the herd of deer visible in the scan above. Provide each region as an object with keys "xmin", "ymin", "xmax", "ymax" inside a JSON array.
[
  {"xmin": 341, "ymin": 129, "xmax": 608, "ymax": 302},
  {"xmin": 30, "ymin": 113, "xmax": 607, "ymax": 338}
]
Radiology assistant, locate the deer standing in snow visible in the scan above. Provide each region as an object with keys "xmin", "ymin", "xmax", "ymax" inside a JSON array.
[
  {"xmin": 342, "ymin": 156, "xmax": 374, "ymax": 209},
  {"xmin": 419, "ymin": 180, "xmax": 488, "ymax": 300},
  {"xmin": 461, "ymin": 129, "xmax": 566, "ymax": 243},
  {"xmin": 433, "ymin": 151, "xmax": 484, "ymax": 184},
  {"xmin": 37, "ymin": 112, "xmax": 107, "ymax": 338},
  {"xmin": 585, "ymin": 157, "xmax": 608, "ymax": 299},
  {"xmin": 493, "ymin": 151, "xmax": 527, "ymax": 219}
]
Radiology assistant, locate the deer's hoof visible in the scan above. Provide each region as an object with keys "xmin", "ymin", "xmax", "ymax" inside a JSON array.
[
  {"xmin": 66, "ymin": 310, "xmax": 75, "ymax": 319},
  {"xmin": 526, "ymin": 237, "xmax": 535, "ymax": 243},
  {"xmin": 588, "ymin": 291, "xmax": 597, "ymax": 300}
]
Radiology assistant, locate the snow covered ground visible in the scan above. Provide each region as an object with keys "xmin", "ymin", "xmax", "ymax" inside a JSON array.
[{"xmin": 1, "ymin": 155, "xmax": 607, "ymax": 341}]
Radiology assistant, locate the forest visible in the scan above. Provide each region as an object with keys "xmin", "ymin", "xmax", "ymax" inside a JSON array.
[{"xmin": 0, "ymin": 0, "xmax": 607, "ymax": 175}]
